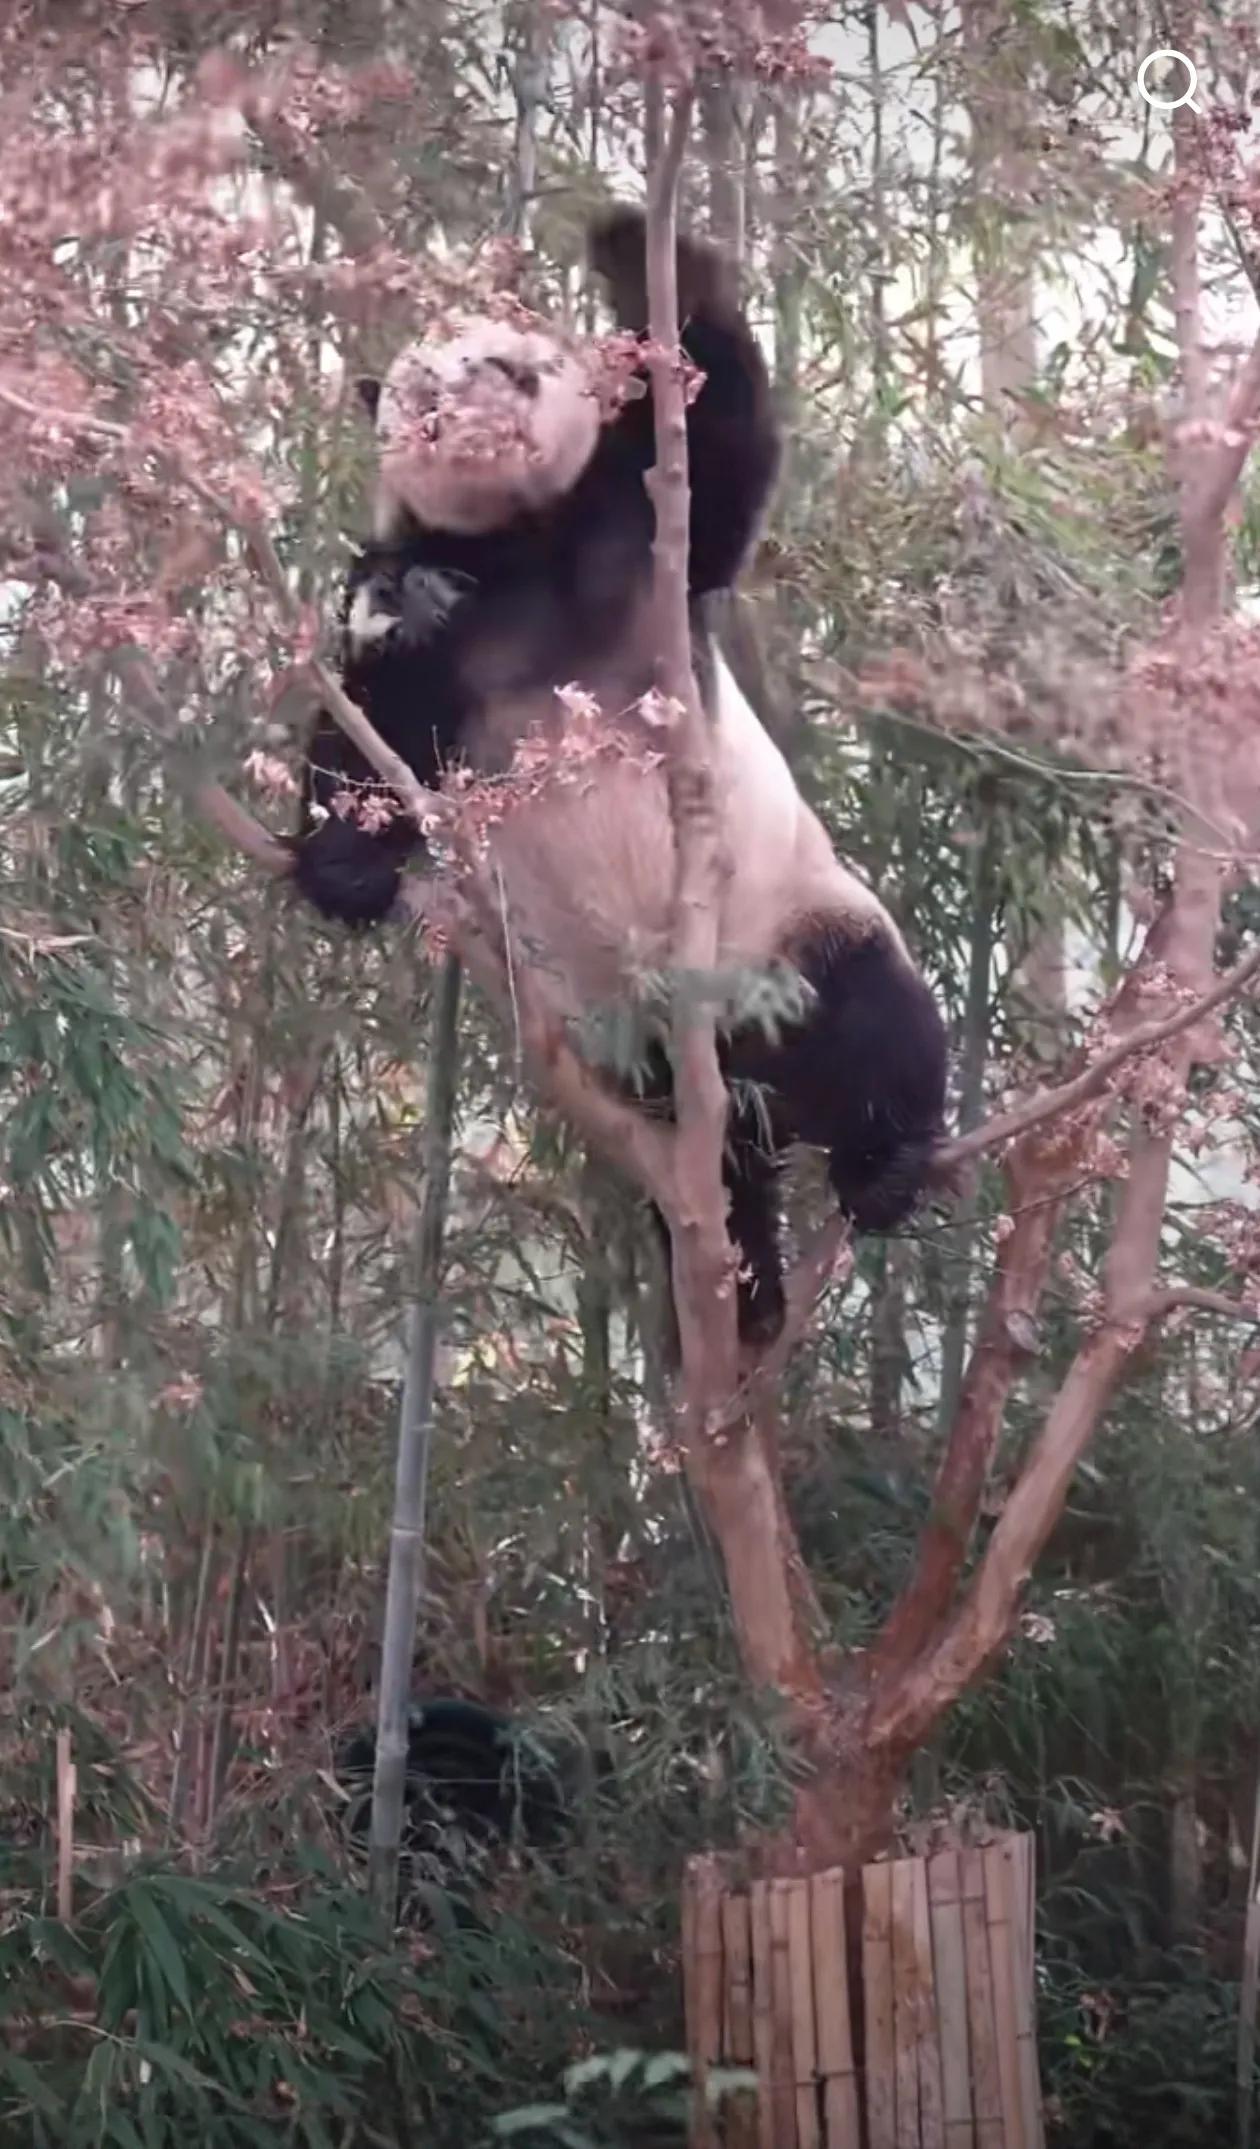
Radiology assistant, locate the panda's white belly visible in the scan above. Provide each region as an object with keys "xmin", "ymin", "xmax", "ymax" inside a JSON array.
[{"xmin": 475, "ymin": 656, "xmax": 892, "ymax": 1026}]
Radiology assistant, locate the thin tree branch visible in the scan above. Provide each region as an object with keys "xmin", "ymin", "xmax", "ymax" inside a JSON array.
[
  {"xmin": 393, "ymin": 878, "xmax": 674, "ymax": 1207},
  {"xmin": 1185, "ymin": 324, "xmax": 1260, "ymax": 542},
  {"xmin": 938, "ymin": 934, "xmax": 1260, "ymax": 1170},
  {"xmin": 1147, "ymin": 1285, "xmax": 1260, "ymax": 1323}
]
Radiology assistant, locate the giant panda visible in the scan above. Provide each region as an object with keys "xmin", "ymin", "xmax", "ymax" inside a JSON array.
[
  {"xmin": 292, "ymin": 207, "xmax": 949, "ymax": 1344},
  {"xmin": 336, "ymin": 1696, "xmax": 571, "ymax": 1862}
]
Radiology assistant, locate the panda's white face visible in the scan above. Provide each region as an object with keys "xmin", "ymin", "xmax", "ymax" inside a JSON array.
[{"xmin": 371, "ymin": 319, "xmax": 602, "ymax": 538}]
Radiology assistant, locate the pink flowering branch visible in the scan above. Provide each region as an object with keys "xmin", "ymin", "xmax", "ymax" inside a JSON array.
[{"xmin": 865, "ymin": 94, "xmax": 1260, "ymax": 1753}]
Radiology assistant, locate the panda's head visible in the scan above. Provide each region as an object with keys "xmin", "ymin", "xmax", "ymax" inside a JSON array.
[{"xmin": 359, "ymin": 317, "xmax": 601, "ymax": 541}]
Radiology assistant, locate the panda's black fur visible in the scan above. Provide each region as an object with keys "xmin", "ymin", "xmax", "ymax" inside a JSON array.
[
  {"xmin": 292, "ymin": 208, "xmax": 948, "ymax": 1344},
  {"xmin": 336, "ymin": 1696, "xmax": 571, "ymax": 1859}
]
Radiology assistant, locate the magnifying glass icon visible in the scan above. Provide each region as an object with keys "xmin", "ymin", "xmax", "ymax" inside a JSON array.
[{"xmin": 1136, "ymin": 48, "xmax": 1204, "ymax": 114}]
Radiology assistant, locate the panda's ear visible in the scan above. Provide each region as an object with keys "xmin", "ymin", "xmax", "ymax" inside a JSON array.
[{"xmin": 355, "ymin": 375, "xmax": 382, "ymax": 422}]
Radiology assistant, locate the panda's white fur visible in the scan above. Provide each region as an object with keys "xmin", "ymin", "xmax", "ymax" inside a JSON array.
[
  {"xmin": 453, "ymin": 646, "xmax": 899, "ymax": 1039},
  {"xmin": 371, "ymin": 318, "xmax": 601, "ymax": 539}
]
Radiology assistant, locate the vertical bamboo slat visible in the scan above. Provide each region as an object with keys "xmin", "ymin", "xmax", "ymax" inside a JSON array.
[
  {"xmin": 864, "ymin": 1861, "xmax": 897, "ymax": 2149},
  {"xmin": 722, "ymin": 1887, "xmax": 758, "ymax": 2149},
  {"xmin": 1007, "ymin": 1837, "xmax": 1044, "ymax": 2149},
  {"xmin": 723, "ymin": 1890, "xmax": 755, "ymax": 2063},
  {"xmin": 769, "ymin": 1881, "xmax": 800, "ymax": 2149},
  {"xmin": 960, "ymin": 1850, "xmax": 1004, "ymax": 2149},
  {"xmin": 692, "ymin": 1858, "xmax": 725, "ymax": 2149},
  {"xmin": 750, "ymin": 1880, "xmax": 776, "ymax": 2149},
  {"xmin": 982, "ymin": 1845, "xmax": 1028, "ymax": 2149},
  {"xmin": 810, "ymin": 1869, "xmax": 860, "ymax": 2148},
  {"xmin": 928, "ymin": 1852, "xmax": 975, "ymax": 2149},
  {"xmin": 912, "ymin": 1856, "xmax": 945, "ymax": 2149},
  {"xmin": 786, "ymin": 1879, "xmax": 821, "ymax": 2149},
  {"xmin": 891, "ymin": 1859, "xmax": 921, "ymax": 2149}
]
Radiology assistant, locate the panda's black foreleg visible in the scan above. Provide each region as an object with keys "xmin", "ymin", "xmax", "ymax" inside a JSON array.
[{"xmin": 291, "ymin": 712, "xmax": 423, "ymax": 928}]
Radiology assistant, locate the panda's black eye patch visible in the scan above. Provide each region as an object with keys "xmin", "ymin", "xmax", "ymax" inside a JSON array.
[{"xmin": 484, "ymin": 353, "xmax": 540, "ymax": 397}]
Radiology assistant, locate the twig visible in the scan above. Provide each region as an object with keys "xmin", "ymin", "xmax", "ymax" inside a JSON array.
[
  {"xmin": 938, "ymin": 935, "xmax": 1260, "ymax": 1169},
  {"xmin": 55, "ymin": 1728, "xmax": 75, "ymax": 1924},
  {"xmin": 1146, "ymin": 1285, "xmax": 1260, "ymax": 1323},
  {"xmin": 394, "ymin": 877, "xmax": 674, "ymax": 1206}
]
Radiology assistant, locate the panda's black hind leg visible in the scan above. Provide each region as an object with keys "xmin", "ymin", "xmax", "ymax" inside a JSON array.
[
  {"xmin": 747, "ymin": 924, "xmax": 948, "ymax": 1234},
  {"xmin": 725, "ymin": 1116, "xmax": 786, "ymax": 1345},
  {"xmin": 647, "ymin": 1128, "xmax": 785, "ymax": 1365}
]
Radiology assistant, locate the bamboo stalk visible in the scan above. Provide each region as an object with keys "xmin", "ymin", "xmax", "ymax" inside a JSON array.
[
  {"xmin": 912, "ymin": 1856, "xmax": 945, "ymax": 2149},
  {"xmin": 1239, "ymin": 1772, "xmax": 1260, "ymax": 2149},
  {"xmin": 693, "ymin": 1857, "xmax": 725, "ymax": 2149},
  {"xmin": 891, "ymin": 1859, "xmax": 920, "ymax": 2148},
  {"xmin": 55, "ymin": 1728, "xmax": 75, "ymax": 1924},
  {"xmin": 1006, "ymin": 1836, "xmax": 1044, "ymax": 2148},
  {"xmin": 983, "ymin": 1843, "xmax": 1028, "ymax": 2149},
  {"xmin": 369, "ymin": 956, "xmax": 463, "ymax": 1916},
  {"xmin": 723, "ymin": 1887, "xmax": 755, "ymax": 2061}
]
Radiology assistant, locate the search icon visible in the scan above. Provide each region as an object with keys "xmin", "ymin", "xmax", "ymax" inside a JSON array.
[{"xmin": 1136, "ymin": 48, "xmax": 1204, "ymax": 114}]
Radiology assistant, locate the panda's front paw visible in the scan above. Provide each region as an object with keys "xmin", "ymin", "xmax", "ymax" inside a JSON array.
[
  {"xmin": 348, "ymin": 566, "xmax": 470, "ymax": 659},
  {"xmin": 347, "ymin": 577, "xmax": 404, "ymax": 656}
]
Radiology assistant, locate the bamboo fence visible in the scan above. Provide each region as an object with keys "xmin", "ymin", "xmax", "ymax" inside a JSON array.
[{"xmin": 682, "ymin": 1833, "xmax": 1043, "ymax": 2149}]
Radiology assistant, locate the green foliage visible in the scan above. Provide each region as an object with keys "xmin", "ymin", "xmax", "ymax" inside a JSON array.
[
  {"xmin": 0, "ymin": 1858, "xmax": 575, "ymax": 2149},
  {"xmin": 1040, "ymin": 1950, "xmax": 1250, "ymax": 2146},
  {"xmin": 493, "ymin": 2049, "xmax": 756, "ymax": 2149}
]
